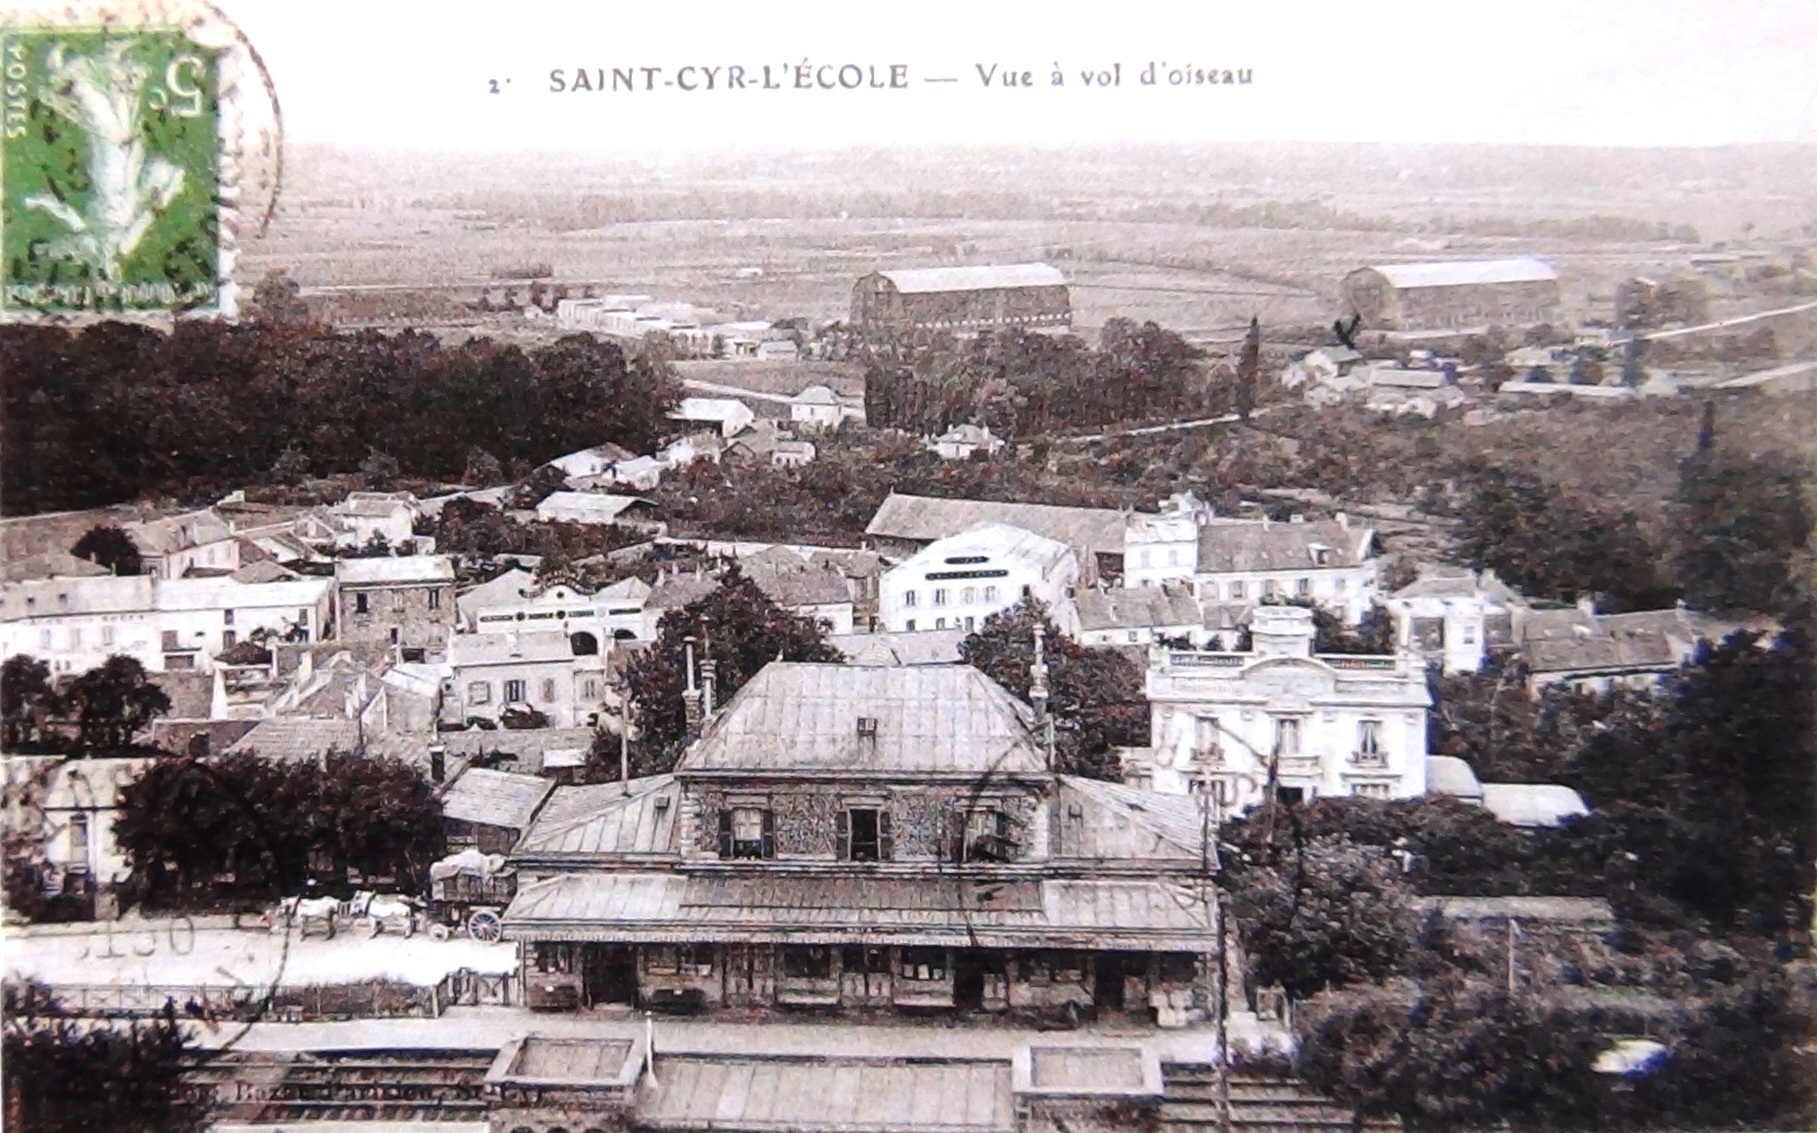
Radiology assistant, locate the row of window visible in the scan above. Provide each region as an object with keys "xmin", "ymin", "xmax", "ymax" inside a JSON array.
[
  {"xmin": 716, "ymin": 804, "xmax": 1013, "ymax": 863},
  {"xmin": 1192, "ymin": 716, "xmax": 1386, "ymax": 758},
  {"xmin": 902, "ymin": 616, "xmax": 975, "ymax": 633},
  {"xmin": 351, "ymin": 588, "xmax": 442, "ymax": 615},
  {"xmin": 29, "ymin": 610, "xmax": 315, "ymax": 653},
  {"xmin": 467, "ymin": 676, "xmax": 601, "ymax": 705},
  {"xmin": 902, "ymin": 583, "xmax": 1008, "ymax": 609}
]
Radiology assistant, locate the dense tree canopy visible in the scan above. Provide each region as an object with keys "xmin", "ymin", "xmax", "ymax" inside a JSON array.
[
  {"xmin": 1671, "ymin": 444, "xmax": 1812, "ymax": 615},
  {"xmin": 4, "ymin": 983, "xmax": 204, "ymax": 1133},
  {"xmin": 957, "ymin": 600, "xmax": 1148, "ymax": 780},
  {"xmin": 1, "ymin": 321, "xmax": 680, "ymax": 514},
  {"xmin": 864, "ymin": 321, "xmax": 1226, "ymax": 438},
  {"xmin": 61, "ymin": 656, "xmax": 171, "ymax": 752},
  {"xmin": 619, "ymin": 567, "xmax": 844, "ymax": 773},
  {"xmin": 2, "ymin": 654, "xmax": 59, "ymax": 751},
  {"xmin": 1451, "ymin": 462, "xmax": 1678, "ymax": 612},
  {"xmin": 114, "ymin": 751, "xmax": 444, "ymax": 906}
]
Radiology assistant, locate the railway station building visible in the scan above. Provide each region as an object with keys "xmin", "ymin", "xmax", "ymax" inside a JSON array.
[{"xmin": 501, "ymin": 661, "xmax": 1220, "ymax": 1024}]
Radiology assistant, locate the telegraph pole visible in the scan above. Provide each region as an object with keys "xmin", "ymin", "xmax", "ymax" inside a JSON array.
[{"xmin": 1199, "ymin": 768, "xmax": 1231, "ymax": 1133}]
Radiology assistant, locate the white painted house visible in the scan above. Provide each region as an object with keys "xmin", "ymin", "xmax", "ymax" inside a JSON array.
[
  {"xmin": 0, "ymin": 574, "xmax": 334, "ymax": 676},
  {"xmin": 1388, "ymin": 566, "xmax": 1523, "ymax": 674},
  {"xmin": 927, "ymin": 424, "xmax": 1005, "ymax": 461},
  {"xmin": 669, "ymin": 397, "xmax": 755, "ymax": 439},
  {"xmin": 878, "ymin": 523, "xmax": 1080, "ymax": 636},
  {"xmin": 3, "ymin": 756, "xmax": 151, "ymax": 892},
  {"xmin": 533, "ymin": 492, "xmax": 656, "ymax": 529},
  {"xmin": 457, "ymin": 568, "xmax": 652, "ymax": 647},
  {"xmin": 442, "ymin": 630, "xmax": 610, "ymax": 730},
  {"xmin": 789, "ymin": 385, "xmax": 862, "ymax": 431},
  {"xmin": 1139, "ymin": 604, "xmax": 1430, "ymax": 813},
  {"xmin": 124, "ymin": 509, "xmax": 240, "ymax": 579},
  {"xmin": 1124, "ymin": 493, "xmax": 1378, "ymax": 622}
]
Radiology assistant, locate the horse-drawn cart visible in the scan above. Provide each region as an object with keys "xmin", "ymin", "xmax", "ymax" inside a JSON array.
[{"xmin": 425, "ymin": 849, "xmax": 516, "ymax": 943}]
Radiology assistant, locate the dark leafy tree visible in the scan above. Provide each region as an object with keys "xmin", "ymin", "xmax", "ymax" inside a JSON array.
[
  {"xmin": 61, "ymin": 656, "xmax": 170, "ymax": 753},
  {"xmin": 317, "ymin": 751, "xmax": 446, "ymax": 885},
  {"xmin": 1296, "ymin": 974, "xmax": 1607, "ymax": 1133},
  {"xmin": 70, "ymin": 524, "xmax": 143, "ymax": 576},
  {"xmin": 4, "ymin": 982, "xmax": 205, "ymax": 1133},
  {"xmin": 1671, "ymin": 441, "xmax": 1812, "ymax": 616},
  {"xmin": 623, "ymin": 567, "xmax": 844, "ymax": 772},
  {"xmin": 2, "ymin": 654, "xmax": 62, "ymax": 751},
  {"xmin": 958, "ymin": 600, "xmax": 1147, "ymax": 780},
  {"xmin": 1234, "ymin": 316, "xmax": 1260, "ymax": 420},
  {"xmin": 1278, "ymin": 597, "xmax": 1395, "ymax": 655},
  {"xmin": 1452, "ymin": 462, "xmax": 1677, "ymax": 612},
  {"xmin": 1222, "ymin": 833, "xmax": 1423, "ymax": 1000}
]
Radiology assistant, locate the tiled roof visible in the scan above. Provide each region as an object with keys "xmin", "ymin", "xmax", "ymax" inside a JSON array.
[
  {"xmin": 1196, "ymin": 519, "xmax": 1367, "ymax": 573},
  {"xmin": 645, "ymin": 572, "xmax": 720, "ymax": 612},
  {"xmin": 440, "ymin": 767, "xmax": 555, "ymax": 831},
  {"xmin": 2, "ymin": 550, "xmax": 109, "ymax": 582},
  {"xmin": 894, "ymin": 524, "xmax": 1076, "ymax": 579},
  {"xmin": 221, "ymin": 719, "xmax": 429, "ymax": 765},
  {"xmin": 677, "ymin": 662, "xmax": 1045, "ymax": 777},
  {"xmin": 125, "ymin": 509, "xmax": 233, "ymax": 554},
  {"xmin": 335, "ymin": 555, "xmax": 455, "ymax": 585},
  {"xmin": 746, "ymin": 560, "xmax": 856, "ymax": 609},
  {"xmin": 1367, "ymin": 258, "xmax": 1556, "ymax": 289},
  {"xmin": 1524, "ymin": 631, "xmax": 1683, "ymax": 675},
  {"xmin": 866, "ymin": 493, "xmax": 1127, "ymax": 558},
  {"xmin": 229, "ymin": 560, "xmax": 298, "ymax": 584},
  {"xmin": 826, "ymin": 629, "xmax": 969, "ymax": 666},
  {"xmin": 1393, "ymin": 567, "xmax": 1518, "ymax": 603},
  {"xmin": 878, "ymin": 263, "xmax": 1067, "ymax": 294},
  {"xmin": 1075, "ymin": 586, "xmax": 1200, "ymax": 632},
  {"xmin": 515, "ymin": 774, "xmax": 680, "ymax": 857},
  {"xmin": 535, "ymin": 492, "xmax": 651, "ymax": 522},
  {"xmin": 455, "ymin": 568, "xmax": 538, "ymax": 613},
  {"xmin": 448, "ymin": 630, "xmax": 583, "ymax": 667}
]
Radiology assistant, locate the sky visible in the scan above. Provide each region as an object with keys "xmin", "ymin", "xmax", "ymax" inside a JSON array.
[{"xmin": 211, "ymin": 0, "xmax": 1817, "ymax": 151}]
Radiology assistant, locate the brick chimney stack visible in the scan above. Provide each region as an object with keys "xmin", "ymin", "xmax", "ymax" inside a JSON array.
[{"xmin": 682, "ymin": 635, "xmax": 702, "ymax": 727}]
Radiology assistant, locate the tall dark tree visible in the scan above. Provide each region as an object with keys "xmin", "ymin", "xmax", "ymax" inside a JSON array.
[
  {"xmin": 1670, "ymin": 438, "xmax": 1811, "ymax": 615},
  {"xmin": 958, "ymin": 600, "xmax": 1147, "ymax": 780},
  {"xmin": 1234, "ymin": 316, "xmax": 1260, "ymax": 420},
  {"xmin": 622, "ymin": 567, "xmax": 844, "ymax": 772},
  {"xmin": 70, "ymin": 525, "xmax": 143, "ymax": 576},
  {"xmin": 4, "ymin": 983, "xmax": 205, "ymax": 1133},
  {"xmin": 61, "ymin": 656, "xmax": 170, "ymax": 753}
]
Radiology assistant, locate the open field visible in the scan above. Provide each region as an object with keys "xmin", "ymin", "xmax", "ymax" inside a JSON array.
[{"xmin": 238, "ymin": 143, "xmax": 1817, "ymax": 338}]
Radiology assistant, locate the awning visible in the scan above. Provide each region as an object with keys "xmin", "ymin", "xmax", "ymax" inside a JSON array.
[{"xmin": 502, "ymin": 872, "xmax": 1215, "ymax": 951}]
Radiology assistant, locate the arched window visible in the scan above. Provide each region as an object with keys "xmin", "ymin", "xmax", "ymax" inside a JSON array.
[{"xmin": 569, "ymin": 631, "xmax": 599, "ymax": 656}]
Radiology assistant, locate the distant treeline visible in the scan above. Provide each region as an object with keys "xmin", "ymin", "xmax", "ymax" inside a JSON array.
[
  {"xmin": 0, "ymin": 321, "xmax": 680, "ymax": 515},
  {"xmin": 864, "ymin": 320, "xmax": 1229, "ymax": 438}
]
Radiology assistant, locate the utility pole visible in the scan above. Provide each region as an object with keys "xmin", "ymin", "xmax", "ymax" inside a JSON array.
[
  {"xmin": 618, "ymin": 674, "xmax": 631, "ymax": 783},
  {"xmin": 1199, "ymin": 768, "xmax": 1231, "ymax": 1133}
]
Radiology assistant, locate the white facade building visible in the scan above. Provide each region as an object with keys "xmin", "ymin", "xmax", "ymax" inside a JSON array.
[
  {"xmin": 0, "ymin": 574, "xmax": 335, "ymax": 676},
  {"xmin": 1388, "ymin": 566, "xmax": 1523, "ymax": 674},
  {"xmin": 1140, "ymin": 604, "xmax": 1430, "ymax": 813},
  {"xmin": 670, "ymin": 397, "xmax": 755, "ymax": 439},
  {"xmin": 326, "ymin": 491, "xmax": 422, "ymax": 550},
  {"xmin": 1124, "ymin": 493, "xmax": 1378, "ymax": 622},
  {"xmin": 4, "ymin": 756, "xmax": 150, "ymax": 890},
  {"xmin": 442, "ymin": 630, "xmax": 610, "ymax": 729},
  {"xmin": 878, "ymin": 523, "xmax": 1080, "ymax": 636},
  {"xmin": 789, "ymin": 385, "xmax": 862, "ymax": 431},
  {"xmin": 457, "ymin": 569, "xmax": 653, "ymax": 647},
  {"xmin": 124, "ymin": 509, "xmax": 240, "ymax": 579}
]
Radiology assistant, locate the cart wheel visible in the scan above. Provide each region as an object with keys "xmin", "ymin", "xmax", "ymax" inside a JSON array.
[
  {"xmin": 467, "ymin": 910, "xmax": 503, "ymax": 943},
  {"xmin": 430, "ymin": 923, "xmax": 452, "ymax": 942}
]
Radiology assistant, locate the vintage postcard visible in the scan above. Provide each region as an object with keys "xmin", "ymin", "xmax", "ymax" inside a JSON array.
[{"xmin": 2, "ymin": 1, "xmax": 1814, "ymax": 1131}]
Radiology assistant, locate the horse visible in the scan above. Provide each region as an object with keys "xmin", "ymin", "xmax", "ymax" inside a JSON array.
[
  {"xmin": 345, "ymin": 890, "xmax": 419, "ymax": 938},
  {"xmin": 268, "ymin": 895, "xmax": 340, "ymax": 938}
]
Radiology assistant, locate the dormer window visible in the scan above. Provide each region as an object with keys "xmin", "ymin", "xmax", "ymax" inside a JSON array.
[{"xmin": 719, "ymin": 806, "xmax": 774, "ymax": 859}]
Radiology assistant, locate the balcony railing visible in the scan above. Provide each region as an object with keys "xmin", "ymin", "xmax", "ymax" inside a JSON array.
[
  {"xmin": 1323, "ymin": 655, "xmax": 1402, "ymax": 672},
  {"xmin": 1165, "ymin": 652, "xmax": 1245, "ymax": 668},
  {"xmin": 1348, "ymin": 749, "xmax": 1389, "ymax": 769}
]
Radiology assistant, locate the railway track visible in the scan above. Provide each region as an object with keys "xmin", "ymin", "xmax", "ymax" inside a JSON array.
[{"xmin": 187, "ymin": 1048, "xmax": 497, "ymax": 1122}]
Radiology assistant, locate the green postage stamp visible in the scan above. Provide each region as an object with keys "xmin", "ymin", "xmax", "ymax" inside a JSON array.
[{"xmin": 2, "ymin": 29, "xmax": 222, "ymax": 313}]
